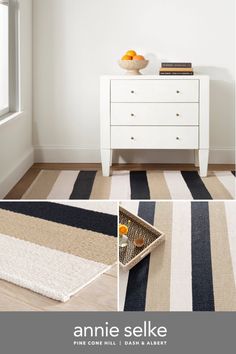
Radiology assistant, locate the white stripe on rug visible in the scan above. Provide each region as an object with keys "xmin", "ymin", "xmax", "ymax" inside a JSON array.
[
  {"xmin": 164, "ymin": 171, "xmax": 193, "ymax": 200},
  {"xmin": 214, "ymin": 171, "xmax": 235, "ymax": 199},
  {"xmin": 0, "ymin": 233, "xmax": 108, "ymax": 302},
  {"xmin": 119, "ymin": 270, "xmax": 129, "ymax": 311},
  {"xmin": 47, "ymin": 171, "xmax": 79, "ymax": 199},
  {"xmin": 120, "ymin": 201, "xmax": 139, "ymax": 214},
  {"xmin": 118, "ymin": 201, "xmax": 139, "ymax": 310},
  {"xmin": 170, "ymin": 201, "xmax": 192, "ymax": 311},
  {"xmin": 110, "ymin": 171, "xmax": 131, "ymax": 200},
  {"xmin": 224, "ymin": 202, "xmax": 236, "ymax": 284}
]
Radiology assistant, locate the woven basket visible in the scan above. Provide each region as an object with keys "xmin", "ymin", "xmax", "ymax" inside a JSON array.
[{"xmin": 119, "ymin": 206, "xmax": 165, "ymax": 271}]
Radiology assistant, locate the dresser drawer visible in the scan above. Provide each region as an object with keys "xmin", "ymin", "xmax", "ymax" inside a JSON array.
[
  {"xmin": 111, "ymin": 80, "xmax": 199, "ymax": 103},
  {"xmin": 111, "ymin": 126, "xmax": 198, "ymax": 149},
  {"xmin": 111, "ymin": 103, "xmax": 199, "ymax": 126}
]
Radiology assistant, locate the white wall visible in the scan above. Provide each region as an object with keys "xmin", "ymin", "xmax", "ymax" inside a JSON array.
[
  {"xmin": 0, "ymin": 0, "xmax": 33, "ymax": 198},
  {"xmin": 33, "ymin": 0, "xmax": 235, "ymax": 163},
  {"xmin": 0, "ymin": 4, "xmax": 9, "ymax": 111}
]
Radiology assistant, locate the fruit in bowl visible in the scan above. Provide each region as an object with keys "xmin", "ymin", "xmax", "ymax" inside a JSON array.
[
  {"xmin": 121, "ymin": 54, "xmax": 133, "ymax": 60},
  {"xmin": 133, "ymin": 55, "xmax": 145, "ymax": 60},
  {"xmin": 118, "ymin": 50, "xmax": 148, "ymax": 75}
]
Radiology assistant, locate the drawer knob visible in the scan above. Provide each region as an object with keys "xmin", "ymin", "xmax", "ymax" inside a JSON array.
[
  {"xmin": 176, "ymin": 113, "xmax": 180, "ymax": 117},
  {"xmin": 176, "ymin": 136, "xmax": 180, "ymax": 140},
  {"xmin": 131, "ymin": 113, "xmax": 135, "ymax": 117},
  {"xmin": 131, "ymin": 137, "xmax": 134, "ymax": 140},
  {"xmin": 176, "ymin": 90, "xmax": 180, "ymax": 94},
  {"xmin": 131, "ymin": 90, "xmax": 135, "ymax": 94}
]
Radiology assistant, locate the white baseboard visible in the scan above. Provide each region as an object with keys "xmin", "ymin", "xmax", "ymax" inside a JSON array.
[
  {"xmin": 34, "ymin": 147, "xmax": 100, "ymax": 163},
  {"xmin": 34, "ymin": 146, "xmax": 235, "ymax": 165},
  {"xmin": 0, "ymin": 148, "xmax": 34, "ymax": 199},
  {"xmin": 115, "ymin": 149, "xmax": 235, "ymax": 164},
  {"xmin": 208, "ymin": 149, "xmax": 235, "ymax": 164}
]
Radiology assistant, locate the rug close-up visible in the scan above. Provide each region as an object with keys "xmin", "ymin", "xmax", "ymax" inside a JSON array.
[
  {"xmin": 119, "ymin": 200, "xmax": 236, "ymax": 312},
  {"xmin": 0, "ymin": 202, "xmax": 117, "ymax": 302}
]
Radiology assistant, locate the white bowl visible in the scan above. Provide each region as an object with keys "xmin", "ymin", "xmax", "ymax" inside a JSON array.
[{"xmin": 118, "ymin": 59, "xmax": 149, "ymax": 75}]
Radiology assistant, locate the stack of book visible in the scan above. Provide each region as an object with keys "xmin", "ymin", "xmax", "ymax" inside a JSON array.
[{"xmin": 159, "ymin": 63, "xmax": 193, "ymax": 75}]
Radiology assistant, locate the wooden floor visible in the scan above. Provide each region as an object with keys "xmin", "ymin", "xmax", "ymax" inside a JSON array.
[
  {"xmin": 5, "ymin": 163, "xmax": 235, "ymax": 199},
  {"xmin": 0, "ymin": 265, "xmax": 117, "ymax": 311}
]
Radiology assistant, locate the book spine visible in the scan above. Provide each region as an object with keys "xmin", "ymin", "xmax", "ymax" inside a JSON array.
[
  {"xmin": 159, "ymin": 71, "xmax": 194, "ymax": 75},
  {"xmin": 162, "ymin": 63, "xmax": 192, "ymax": 68},
  {"xmin": 160, "ymin": 68, "xmax": 193, "ymax": 72}
]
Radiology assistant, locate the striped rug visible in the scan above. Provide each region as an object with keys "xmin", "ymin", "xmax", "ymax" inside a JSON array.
[
  {"xmin": 0, "ymin": 202, "xmax": 117, "ymax": 302},
  {"xmin": 18, "ymin": 170, "xmax": 235, "ymax": 200},
  {"xmin": 119, "ymin": 201, "xmax": 236, "ymax": 311}
]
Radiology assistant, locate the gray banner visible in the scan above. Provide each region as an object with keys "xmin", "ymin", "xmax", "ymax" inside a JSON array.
[{"xmin": 0, "ymin": 312, "xmax": 235, "ymax": 354}]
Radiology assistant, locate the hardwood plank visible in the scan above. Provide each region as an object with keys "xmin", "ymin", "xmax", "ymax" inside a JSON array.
[
  {"xmin": 0, "ymin": 267, "xmax": 117, "ymax": 311},
  {"xmin": 31, "ymin": 163, "xmax": 235, "ymax": 171},
  {"xmin": 112, "ymin": 163, "xmax": 235, "ymax": 171},
  {"xmin": 0, "ymin": 290, "xmax": 41, "ymax": 312},
  {"xmin": 43, "ymin": 273, "xmax": 117, "ymax": 312},
  {"xmin": 4, "ymin": 167, "xmax": 40, "ymax": 200},
  {"xmin": 0, "ymin": 279, "xmax": 56, "ymax": 310}
]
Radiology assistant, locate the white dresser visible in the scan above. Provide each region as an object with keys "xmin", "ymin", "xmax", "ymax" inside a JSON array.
[{"xmin": 100, "ymin": 75, "xmax": 209, "ymax": 177}]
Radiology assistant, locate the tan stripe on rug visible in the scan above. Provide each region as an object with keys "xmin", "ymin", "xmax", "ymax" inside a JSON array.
[
  {"xmin": 202, "ymin": 172, "xmax": 233, "ymax": 200},
  {"xmin": 145, "ymin": 202, "xmax": 173, "ymax": 311},
  {"xmin": 214, "ymin": 171, "xmax": 235, "ymax": 198},
  {"xmin": 22, "ymin": 170, "xmax": 60, "ymax": 199},
  {"xmin": 0, "ymin": 209, "xmax": 116, "ymax": 265},
  {"xmin": 147, "ymin": 171, "xmax": 171, "ymax": 200},
  {"xmin": 225, "ymin": 202, "xmax": 236, "ymax": 282},
  {"xmin": 209, "ymin": 202, "xmax": 236, "ymax": 311},
  {"xmin": 90, "ymin": 170, "xmax": 111, "ymax": 199}
]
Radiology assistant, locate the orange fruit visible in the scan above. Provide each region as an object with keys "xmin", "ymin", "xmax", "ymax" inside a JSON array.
[
  {"xmin": 119, "ymin": 224, "xmax": 129, "ymax": 235},
  {"xmin": 121, "ymin": 55, "xmax": 132, "ymax": 60},
  {"xmin": 126, "ymin": 50, "xmax": 136, "ymax": 57},
  {"xmin": 134, "ymin": 238, "xmax": 145, "ymax": 248},
  {"xmin": 133, "ymin": 55, "xmax": 145, "ymax": 60}
]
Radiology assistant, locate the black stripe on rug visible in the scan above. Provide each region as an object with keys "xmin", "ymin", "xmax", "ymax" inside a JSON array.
[
  {"xmin": 130, "ymin": 171, "xmax": 150, "ymax": 200},
  {"xmin": 181, "ymin": 171, "xmax": 212, "ymax": 200},
  {"xmin": 0, "ymin": 202, "xmax": 117, "ymax": 237},
  {"xmin": 70, "ymin": 171, "xmax": 97, "ymax": 199},
  {"xmin": 191, "ymin": 202, "xmax": 215, "ymax": 311},
  {"xmin": 124, "ymin": 201, "xmax": 155, "ymax": 311},
  {"xmin": 231, "ymin": 171, "xmax": 236, "ymax": 176}
]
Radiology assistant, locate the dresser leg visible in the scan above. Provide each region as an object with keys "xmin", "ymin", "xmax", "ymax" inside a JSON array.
[
  {"xmin": 101, "ymin": 149, "xmax": 111, "ymax": 176},
  {"xmin": 110, "ymin": 150, "xmax": 113, "ymax": 167},
  {"xmin": 194, "ymin": 150, "xmax": 199, "ymax": 167},
  {"xmin": 199, "ymin": 149, "xmax": 209, "ymax": 177}
]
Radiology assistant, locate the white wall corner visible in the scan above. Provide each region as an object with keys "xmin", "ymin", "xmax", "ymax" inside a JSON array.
[{"xmin": 0, "ymin": 148, "xmax": 34, "ymax": 198}]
